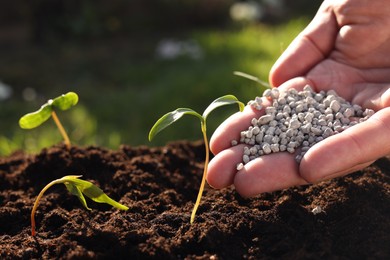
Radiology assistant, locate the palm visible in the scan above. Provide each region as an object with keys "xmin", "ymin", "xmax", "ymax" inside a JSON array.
[{"xmin": 305, "ymin": 60, "xmax": 390, "ymax": 110}]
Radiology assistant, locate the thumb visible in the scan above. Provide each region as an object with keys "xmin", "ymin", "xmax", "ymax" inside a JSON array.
[
  {"xmin": 269, "ymin": 1, "xmax": 338, "ymax": 87},
  {"xmin": 300, "ymin": 108, "xmax": 390, "ymax": 183}
]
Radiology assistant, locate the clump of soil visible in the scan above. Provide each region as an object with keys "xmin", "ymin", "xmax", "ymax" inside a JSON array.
[{"xmin": 0, "ymin": 141, "xmax": 389, "ymax": 259}]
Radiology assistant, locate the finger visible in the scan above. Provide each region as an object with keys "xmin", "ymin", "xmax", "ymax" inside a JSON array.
[
  {"xmin": 277, "ymin": 77, "xmax": 315, "ymax": 92},
  {"xmin": 233, "ymin": 152, "xmax": 307, "ymax": 198},
  {"xmin": 207, "ymin": 144, "xmax": 247, "ymax": 189},
  {"xmin": 210, "ymin": 101, "xmax": 270, "ymax": 155},
  {"xmin": 352, "ymin": 82, "xmax": 390, "ymax": 110},
  {"xmin": 300, "ymin": 108, "xmax": 390, "ymax": 183},
  {"xmin": 269, "ymin": 1, "xmax": 338, "ymax": 87}
]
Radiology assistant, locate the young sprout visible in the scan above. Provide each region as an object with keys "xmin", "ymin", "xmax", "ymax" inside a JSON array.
[
  {"xmin": 19, "ymin": 92, "xmax": 79, "ymax": 149},
  {"xmin": 149, "ymin": 95, "xmax": 244, "ymax": 224},
  {"xmin": 31, "ymin": 175, "xmax": 128, "ymax": 236}
]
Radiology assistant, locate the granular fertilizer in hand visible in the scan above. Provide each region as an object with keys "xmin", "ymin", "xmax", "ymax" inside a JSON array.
[{"xmin": 233, "ymin": 85, "xmax": 375, "ymax": 169}]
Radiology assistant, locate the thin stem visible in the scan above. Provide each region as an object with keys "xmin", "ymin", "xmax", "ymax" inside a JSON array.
[
  {"xmin": 31, "ymin": 179, "xmax": 64, "ymax": 236},
  {"xmin": 190, "ymin": 122, "xmax": 209, "ymax": 224},
  {"xmin": 51, "ymin": 111, "xmax": 71, "ymax": 149}
]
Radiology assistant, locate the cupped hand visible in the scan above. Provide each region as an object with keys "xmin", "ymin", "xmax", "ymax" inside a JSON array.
[{"xmin": 207, "ymin": 0, "xmax": 390, "ymax": 197}]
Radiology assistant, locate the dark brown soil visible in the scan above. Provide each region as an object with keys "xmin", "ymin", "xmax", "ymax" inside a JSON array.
[{"xmin": 0, "ymin": 141, "xmax": 389, "ymax": 259}]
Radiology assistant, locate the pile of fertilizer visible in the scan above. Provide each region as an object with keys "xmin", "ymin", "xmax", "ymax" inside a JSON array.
[{"xmin": 233, "ymin": 85, "xmax": 374, "ymax": 170}]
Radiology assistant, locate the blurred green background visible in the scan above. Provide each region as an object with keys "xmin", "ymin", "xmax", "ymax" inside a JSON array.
[{"xmin": 0, "ymin": 0, "xmax": 322, "ymax": 155}]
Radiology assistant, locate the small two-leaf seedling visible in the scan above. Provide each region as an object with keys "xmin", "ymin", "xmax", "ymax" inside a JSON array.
[
  {"xmin": 31, "ymin": 175, "xmax": 128, "ymax": 236},
  {"xmin": 19, "ymin": 92, "xmax": 79, "ymax": 149},
  {"xmin": 149, "ymin": 95, "xmax": 244, "ymax": 224}
]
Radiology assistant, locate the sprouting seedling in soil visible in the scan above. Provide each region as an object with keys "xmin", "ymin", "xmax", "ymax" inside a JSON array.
[
  {"xmin": 149, "ymin": 95, "xmax": 244, "ymax": 224},
  {"xmin": 19, "ymin": 92, "xmax": 79, "ymax": 149},
  {"xmin": 233, "ymin": 71, "xmax": 271, "ymax": 89},
  {"xmin": 31, "ymin": 175, "xmax": 129, "ymax": 236}
]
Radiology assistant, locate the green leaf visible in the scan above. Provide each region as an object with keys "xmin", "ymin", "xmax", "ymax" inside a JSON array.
[
  {"xmin": 71, "ymin": 178, "xmax": 129, "ymax": 210},
  {"xmin": 65, "ymin": 181, "xmax": 91, "ymax": 210},
  {"xmin": 63, "ymin": 175, "xmax": 129, "ymax": 211},
  {"xmin": 233, "ymin": 71, "xmax": 271, "ymax": 89},
  {"xmin": 19, "ymin": 104, "xmax": 52, "ymax": 129},
  {"xmin": 148, "ymin": 108, "xmax": 203, "ymax": 141},
  {"xmin": 202, "ymin": 95, "xmax": 244, "ymax": 120},
  {"xmin": 52, "ymin": 92, "xmax": 79, "ymax": 111},
  {"xmin": 19, "ymin": 91, "xmax": 78, "ymax": 130}
]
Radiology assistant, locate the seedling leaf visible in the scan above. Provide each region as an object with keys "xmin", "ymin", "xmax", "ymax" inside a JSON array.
[
  {"xmin": 19, "ymin": 104, "xmax": 52, "ymax": 129},
  {"xmin": 19, "ymin": 91, "xmax": 79, "ymax": 148},
  {"xmin": 52, "ymin": 92, "xmax": 79, "ymax": 111},
  {"xmin": 233, "ymin": 71, "xmax": 271, "ymax": 89},
  {"xmin": 148, "ymin": 108, "xmax": 203, "ymax": 141},
  {"xmin": 67, "ymin": 178, "xmax": 130, "ymax": 211},
  {"xmin": 202, "ymin": 95, "xmax": 244, "ymax": 120},
  {"xmin": 65, "ymin": 181, "xmax": 92, "ymax": 210}
]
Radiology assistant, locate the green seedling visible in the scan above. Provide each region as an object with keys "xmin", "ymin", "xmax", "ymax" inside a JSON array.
[
  {"xmin": 149, "ymin": 95, "xmax": 244, "ymax": 224},
  {"xmin": 233, "ymin": 71, "xmax": 271, "ymax": 89},
  {"xmin": 31, "ymin": 175, "xmax": 128, "ymax": 236},
  {"xmin": 19, "ymin": 92, "xmax": 79, "ymax": 149}
]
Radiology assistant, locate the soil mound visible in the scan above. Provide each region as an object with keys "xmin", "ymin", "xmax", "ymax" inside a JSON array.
[{"xmin": 1, "ymin": 141, "xmax": 389, "ymax": 259}]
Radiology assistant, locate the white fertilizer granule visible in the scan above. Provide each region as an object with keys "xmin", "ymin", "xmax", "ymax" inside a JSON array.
[{"xmin": 234, "ymin": 85, "xmax": 375, "ymax": 170}]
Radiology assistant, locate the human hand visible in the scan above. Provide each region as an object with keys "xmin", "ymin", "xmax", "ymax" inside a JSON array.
[{"xmin": 207, "ymin": 0, "xmax": 390, "ymax": 197}]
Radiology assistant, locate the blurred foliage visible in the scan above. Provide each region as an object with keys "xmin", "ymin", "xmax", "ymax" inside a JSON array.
[
  {"xmin": 0, "ymin": 18, "xmax": 309, "ymax": 155},
  {"xmin": 0, "ymin": 0, "xmax": 321, "ymax": 42}
]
